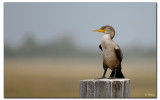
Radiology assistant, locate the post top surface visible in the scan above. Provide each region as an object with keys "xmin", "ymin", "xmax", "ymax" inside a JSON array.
[{"xmin": 80, "ymin": 78, "xmax": 130, "ymax": 82}]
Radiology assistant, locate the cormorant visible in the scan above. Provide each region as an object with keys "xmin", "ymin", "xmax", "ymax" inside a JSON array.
[{"xmin": 93, "ymin": 25, "xmax": 125, "ymax": 79}]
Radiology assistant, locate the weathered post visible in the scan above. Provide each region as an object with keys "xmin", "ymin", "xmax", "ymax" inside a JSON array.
[{"xmin": 80, "ymin": 79, "xmax": 130, "ymax": 98}]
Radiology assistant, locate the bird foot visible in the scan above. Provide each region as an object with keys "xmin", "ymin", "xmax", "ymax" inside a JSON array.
[
  {"xmin": 108, "ymin": 77, "xmax": 116, "ymax": 79},
  {"xmin": 108, "ymin": 77, "xmax": 125, "ymax": 79},
  {"xmin": 95, "ymin": 76, "xmax": 106, "ymax": 79}
]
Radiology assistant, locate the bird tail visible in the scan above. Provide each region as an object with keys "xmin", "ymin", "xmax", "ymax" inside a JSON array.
[{"xmin": 116, "ymin": 70, "xmax": 125, "ymax": 78}]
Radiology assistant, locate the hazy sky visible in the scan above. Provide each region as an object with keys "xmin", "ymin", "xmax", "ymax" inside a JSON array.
[{"xmin": 4, "ymin": 3, "xmax": 156, "ymax": 50}]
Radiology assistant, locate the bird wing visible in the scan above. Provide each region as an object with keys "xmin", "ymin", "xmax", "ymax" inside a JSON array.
[
  {"xmin": 115, "ymin": 45, "xmax": 123, "ymax": 62},
  {"xmin": 99, "ymin": 44, "xmax": 102, "ymax": 51}
]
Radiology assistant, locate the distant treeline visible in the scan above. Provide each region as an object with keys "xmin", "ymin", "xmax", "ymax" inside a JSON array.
[
  {"xmin": 4, "ymin": 35, "xmax": 100, "ymax": 58},
  {"xmin": 4, "ymin": 35, "xmax": 156, "ymax": 59}
]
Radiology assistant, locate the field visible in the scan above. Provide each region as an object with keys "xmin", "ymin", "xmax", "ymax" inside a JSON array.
[{"xmin": 4, "ymin": 57, "xmax": 156, "ymax": 98}]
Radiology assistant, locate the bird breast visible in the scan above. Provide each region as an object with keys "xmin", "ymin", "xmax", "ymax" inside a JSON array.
[{"xmin": 101, "ymin": 36, "xmax": 120, "ymax": 69}]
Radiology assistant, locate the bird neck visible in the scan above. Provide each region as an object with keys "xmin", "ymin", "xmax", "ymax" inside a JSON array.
[
  {"xmin": 103, "ymin": 34, "xmax": 111, "ymax": 40},
  {"xmin": 110, "ymin": 31, "xmax": 115, "ymax": 39},
  {"xmin": 104, "ymin": 31, "xmax": 115, "ymax": 39},
  {"xmin": 103, "ymin": 33, "xmax": 114, "ymax": 40}
]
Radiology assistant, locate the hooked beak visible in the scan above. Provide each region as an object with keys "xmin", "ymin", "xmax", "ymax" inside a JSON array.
[{"xmin": 93, "ymin": 29, "xmax": 105, "ymax": 33}]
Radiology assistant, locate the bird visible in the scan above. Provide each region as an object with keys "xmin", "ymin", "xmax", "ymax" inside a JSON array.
[{"xmin": 93, "ymin": 25, "xmax": 125, "ymax": 79}]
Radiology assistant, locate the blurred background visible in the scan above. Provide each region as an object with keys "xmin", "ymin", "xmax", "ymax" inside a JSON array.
[{"xmin": 4, "ymin": 3, "xmax": 156, "ymax": 97}]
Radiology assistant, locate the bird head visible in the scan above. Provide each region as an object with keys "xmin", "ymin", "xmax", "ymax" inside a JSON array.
[{"xmin": 93, "ymin": 25, "xmax": 115, "ymax": 39}]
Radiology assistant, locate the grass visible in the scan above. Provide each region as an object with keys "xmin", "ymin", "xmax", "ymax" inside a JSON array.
[{"xmin": 4, "ymin": 57, "xmax": 156, "ymax": 98}]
